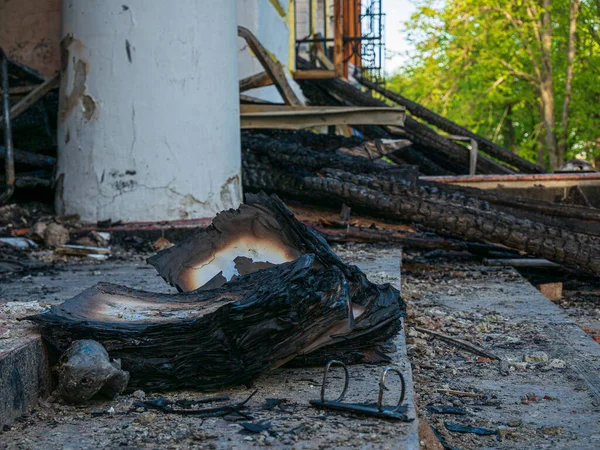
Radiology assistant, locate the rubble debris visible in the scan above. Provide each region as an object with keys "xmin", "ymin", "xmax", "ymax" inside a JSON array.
[
  {"xmin": 238, "ymin": 420, "xmax": 273, "ymax": 434},
  {"xmin": 435, "ymin": 390, "xmax": 485, "ymax": 398},
  {"xmin": 413, "ymin": 326, "xmax": 499, "ymax": 361},
  {"xmin": 54, "ymin": 244, "xmax": 110, "ymax": 259},
  {"xmin": 27, "ymin": 194, "xmax": 403, "ymax": 392},
  {"xmin": 444, "ymin": 421, "xmax": 498, "ymax": 437},
  {"xmin": 356, "ymin": 74, "xmax": 545, "ymax": 174},
  {"xmin": 0, "ymin": 236, "xmax": 37, "ymax": 249},
  {"xmin": 55, "ymin": 340, "xmax": 129, "ymax": 404},
  {"xmin": 523, "ymin": 351, "xmax": 549, "ymax": 363},
  {"xmin": 295, "ymin": 65, "xmax": 514, "ymax": 175},
  {"xmin": 263, "ymin": 398, "xmax": 288, "ymax": 410},
  {"xmin": 43, "ymin": 222, "xmax": 70, "ymax": 247},
  {"xmin": 426, "ymin": 405, "xmax": 467, "ymax": 415}
]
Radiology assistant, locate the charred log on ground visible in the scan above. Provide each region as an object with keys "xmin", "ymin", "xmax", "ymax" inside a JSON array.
[{"xmin": 241, "ymin": 137, "xmax": 600, "ymax": 276}]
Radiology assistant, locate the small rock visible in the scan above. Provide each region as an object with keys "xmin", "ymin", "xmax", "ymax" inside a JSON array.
[
  {"xmin": 137, "ymin": 412, "xmax": 156, "ymax": 425},
  {"xmin": 523, "ymin": 351, "xmax": 549, "ymax": 363},
  {"xmin": 106, "ymin": 407, "xmax": 115, "ymax": 415},
  {"xmin": 508, "ymin": 419, "xmax": 522, "ymax": 428},
  {"xmin": 153, "ymin": 237, "xmax": 173, "ymax": 252},
  {"xmin": 44, "ymin": 223, "xmax": 70, "ymax": 247},
  {"xmin": 547, "ymin": 358, "xmax": 566, "ymax": 369},
  {"xmin": 132, "ymin": 390, "xmax": 146, "ymax": 399},
  {"xmin": 540, "ymin": 426, "xmax": 563, "ymax": 436},
  {"xmin": 32, "ymin": 222, "xmax": 48, "ymax": 240},
  {"xmin": 509, "ymin": 361, "xmax": 528, "ymax": 371}
]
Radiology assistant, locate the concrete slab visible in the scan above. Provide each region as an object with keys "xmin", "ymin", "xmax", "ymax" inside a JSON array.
[
  {"xmin": 0, "ymin": 252, "xmax": 419, "ymax": 448},
  {"xmin": 0, "ymin": 330, "xmax": 52, "ymax": 429}
]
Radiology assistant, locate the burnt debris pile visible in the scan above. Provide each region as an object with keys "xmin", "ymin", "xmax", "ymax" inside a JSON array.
[{"xmin": 28, "ymin": 194, "xmax": 405, "ymax": 392}]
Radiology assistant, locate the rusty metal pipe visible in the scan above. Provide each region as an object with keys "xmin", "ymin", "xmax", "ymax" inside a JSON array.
[{"xmin": 0, "ymin": 49, "xmax": 15, "ymax": 204}]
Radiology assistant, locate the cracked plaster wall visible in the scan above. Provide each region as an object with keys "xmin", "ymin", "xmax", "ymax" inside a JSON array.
[{"xmin": 56, "ymin": 0, "xmax": 242, "ymax": 223}]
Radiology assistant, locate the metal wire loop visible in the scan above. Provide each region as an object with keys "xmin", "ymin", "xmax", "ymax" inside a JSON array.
[
  {"xmin": 377, "ymin": 367, "xmax": 406, "ymax": 412},
  {"xmin": 320, "ymin": 360, "xmax": 349, "ymax": 403}
]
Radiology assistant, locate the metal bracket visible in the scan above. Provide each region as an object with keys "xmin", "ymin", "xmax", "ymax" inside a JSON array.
[
  {"xmin": 445, "ymin": 135, "xmax": 479, "ymax": 176},
  {"xmin": 310, "ymin": 360, "xmax": 413, "ymax": 421}
]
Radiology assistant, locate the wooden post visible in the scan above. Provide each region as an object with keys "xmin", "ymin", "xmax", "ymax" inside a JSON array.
[{"xmin": 333, "ymin": 0, "xmax": 343, "ymax": 77}]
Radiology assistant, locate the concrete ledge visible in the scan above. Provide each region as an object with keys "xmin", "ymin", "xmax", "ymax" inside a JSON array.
[{"xmin": 0, "ymin": 331, "xmax": 53, "ymax": 429}]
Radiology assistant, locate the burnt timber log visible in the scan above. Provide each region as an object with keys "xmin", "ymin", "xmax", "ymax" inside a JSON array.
[
  {"xmin": 241, "ymin": 134, "xmax": 600, "ymax": 276},
  {"xmin": 29, "ymin": 256, "xmax": 353, "ymax": 391},
  {"xmin": 148, "ymin": 193, "xmax": 404, "ymax": 366},
  {"xmin": 425, "ymin": 181, "xmax": 600, "ymax": 238},
  {"xmin": 357, "ymin": 76, "xmax": 545, "ymax": 174},
  {"xmin": 295, "ymin": 67, "xmax": 514, "ymax": 175}
]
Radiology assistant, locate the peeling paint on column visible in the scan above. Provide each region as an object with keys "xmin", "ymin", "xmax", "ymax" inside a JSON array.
[
  {"xmin": 57, "ymin": 0, "xmax": 242, "ymax": 223},
  {"xmin": 58, "ymin": 37, "xmax": 97, "ymax": 123}
]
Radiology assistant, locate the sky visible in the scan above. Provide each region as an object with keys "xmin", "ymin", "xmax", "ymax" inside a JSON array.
[{"xmin": 383, "ymin": 0, "xmax": 418, "ymax": 75}]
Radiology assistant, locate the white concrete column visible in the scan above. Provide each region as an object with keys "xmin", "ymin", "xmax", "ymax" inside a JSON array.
[{"xmin": 57, "ymin": 0, "xmax": 242, "ymax": 223}]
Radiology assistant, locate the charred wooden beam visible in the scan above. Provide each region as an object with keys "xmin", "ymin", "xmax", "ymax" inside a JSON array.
[
  {"xmin": 239, "ymin": 71, "xmax": 274, "ymax": 92},
  {"xmin": 422, "ymin": 180, "xmax": 600, "ymax": 237},
  {"xmin": 240, "ymin": 104, "xmax": 405, "ymax": 130},
  {"xmin": 294, "ymin": 66, "xmax": 515, "ymax": 175},
  {"xmin": 242, "ymin": 146, "xmax": 600, "ymax": 276},
  {"xmin": 357, "ymin": 76, "xmax": 546, "ymax": 174},
  {"xmin": 238, "ymin": 27, "xmax": 302, "ymax": 106}
]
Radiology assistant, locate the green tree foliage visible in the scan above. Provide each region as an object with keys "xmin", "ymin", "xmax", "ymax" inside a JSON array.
[{"xmin": 387, "ymin": 0, "xmax": 600, "ymax": 169}]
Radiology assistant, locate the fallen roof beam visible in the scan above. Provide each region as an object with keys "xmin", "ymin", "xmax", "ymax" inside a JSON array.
[
  {"xmin": 305, "ymin": 73, "xmax": 514, "ymax": 174},
  {"xmin": 357, "ymin": 75, "xmax": 546, "ymax": 174},
  {"xmin": 421, "ymin": 172, "xmax": 600, "ymax": 189},
  {"xmin": 240, "ymin": 104, "xmax": 406, "ymax": 129},
  {"xmin": 238, "ymin": 26, "xmax": 302, "ymax": 107}
]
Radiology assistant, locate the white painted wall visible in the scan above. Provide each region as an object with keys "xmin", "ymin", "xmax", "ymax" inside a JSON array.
[
  {"xmin": 237, "ymin": 0, "xmax": 305, "ymax": 103},
  {"xmin": 57, "ymin": 0, "xmax": 242, "ymax": 223}
]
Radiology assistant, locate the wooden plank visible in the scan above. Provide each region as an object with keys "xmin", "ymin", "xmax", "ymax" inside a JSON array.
[
  {"xmin": 239, "ymin": 71, "xmax": 273, "ymax": 92},
  {"xmin": 237, "ymin": 26, "xmax": 302, "ymax": 106},
  {"xmin": 536, "ymin": 282, "xmax": 563, "ymax": 301},
  {"xmin": 240, "ymin": 94, "xmax": 280, "ymax": 105},
  {"xmin": 333, "ymin": 0, "xmax": 343, "ymax": 77},
  {"xmin": 293, "ymin": 69, "xmax": 337, "ymax": 80},
  {"xmin": 240, "ymin": 105, "xmax": 406, "ymax": 129}
]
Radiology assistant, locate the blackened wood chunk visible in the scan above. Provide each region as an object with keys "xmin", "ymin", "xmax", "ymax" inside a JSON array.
[
  {"xmin": 28, "ymin": 255, "xmax": 353, "ymax": 391},
  {"xmin": 148, "ymin": 193, "xmax": 404, "ymax": 365}
]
